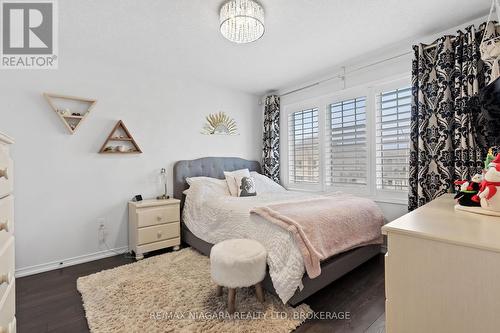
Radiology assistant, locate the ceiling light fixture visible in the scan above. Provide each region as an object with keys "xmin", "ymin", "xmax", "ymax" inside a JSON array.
[{"xmin": 219, "ymin": 0, "xmax": 265, "ymax": 44}]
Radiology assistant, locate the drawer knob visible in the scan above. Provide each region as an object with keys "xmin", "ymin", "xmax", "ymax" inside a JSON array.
[
  {"xmin": 0, "ymin": 168, "xmax": 8, "ymax": 180},
  {"xmin": 0, "ymin": 220, "xmax": 9, "ymax": 232},
  {"xmin": 156, "ymin": 216, "xmax": 162, "ymax": 221},
  {"xmin": 0, "ymin": 317, "xmax": 16, "ymax": 333},
  {"xmin": 157, "ymin": 232, "xmax": 162, "ymax": 239},
  {"xmin": 0, "ymin": 273, "xmax": 12, "ymax": 285}
]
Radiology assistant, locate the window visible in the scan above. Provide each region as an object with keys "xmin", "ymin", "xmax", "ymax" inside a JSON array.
[
  {"xmin": 288, "ymin": 108, "xmax": 319, "ymax": 184},
  {"xmin": 325, "ymin": 97, "xmax": 367, "ymax": 188},
  {"xmin": 376, "ymin": 87, "xmax": 411, "ymax": 191},
  {"xmin": 282, "ymin": 77, "xmax": 411, "ymax": 202}
]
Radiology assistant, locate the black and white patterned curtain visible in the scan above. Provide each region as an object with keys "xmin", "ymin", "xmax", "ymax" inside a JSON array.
[
  {"xmin": 408, "ymin": 23, "xmax": 498, "ymax": 211},
  {"xmin": 262, "ymin": 95, "xmax": 280, "ymax": 183}
]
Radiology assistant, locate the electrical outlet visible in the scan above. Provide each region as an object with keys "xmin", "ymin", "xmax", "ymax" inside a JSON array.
[
  {"xmin": 97, "ymin": 217, "xmax": 106, "ymax": 244},
  {"xmin": 98, "ymin": 227, "xmax": 106, "ymax": 243}
]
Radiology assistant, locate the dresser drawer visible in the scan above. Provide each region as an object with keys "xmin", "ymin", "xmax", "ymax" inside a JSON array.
[
  {"xmin": 0, "ymin": 282, "xmax": 15, "ymax": 333},
  {"xmin": 0, "ymin": 196, "xmax": 13, "ymax": 246},
  {"xmin": 136, "ymin": 205, "xmax": 179, "ymax": 228},
  {"xmin": 138, "ymin": 222, "xmax": 180, "ymax": 245},
  {"xmin": 0, "ymin": 239, "xmax": 14, "ymax": 304},
  {"xmin": 0, "ymin": 145, "xmax": 12, "ymax": 199},
  {"xmin": 137, "ymin": 237, "xmax": 180, "ymax": 255}
]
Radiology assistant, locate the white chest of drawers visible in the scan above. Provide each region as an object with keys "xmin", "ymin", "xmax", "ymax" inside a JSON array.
[
  {"xmin": 382, "ymin": 194, "xmax": 500, "ymax": 333},
  {"xmin": 128, "ymin": 199, "xmax": 181, "ymax": 260},
  {"xmin": 0, "ymin": 132, "xmax": 15, "ymax": 333}
]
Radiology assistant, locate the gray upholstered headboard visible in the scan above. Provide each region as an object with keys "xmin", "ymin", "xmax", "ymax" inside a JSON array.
[{"xmin": 173, "ymin": 157, "xmax": 261, "ymax": 202}]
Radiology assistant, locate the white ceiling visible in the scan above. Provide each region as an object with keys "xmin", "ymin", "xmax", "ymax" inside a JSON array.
[{"xmin": 64, "ymin": 0, "xmax": 491, "ymax": 95}]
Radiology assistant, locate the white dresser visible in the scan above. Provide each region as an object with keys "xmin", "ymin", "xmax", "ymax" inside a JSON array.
[
  {"xmin": 383, "ymin": 194, "xmax": 500, "ymax": 333},
  {"xmin": 128, "ymin": 199, "xmax": 181, "ymax": 260},
  {"xmin": 0, "ymin": 132, "xmax": 15, "ymax": 333}
]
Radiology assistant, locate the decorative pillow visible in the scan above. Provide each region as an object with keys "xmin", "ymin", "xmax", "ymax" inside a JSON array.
[
  {"xmin": 250, "ymin": 172, "xmax": 286, "ymax": 193},
  {"xmin": 236, "ymin": 176, "xmax": 257, "ymax": 197},
  {"xmin": 224, "ymin": 169, "xmax": 250, "ymax": 196},
  {"xmin": 184, "ymin": 176, "xmax": 230, "ymax": 197}
]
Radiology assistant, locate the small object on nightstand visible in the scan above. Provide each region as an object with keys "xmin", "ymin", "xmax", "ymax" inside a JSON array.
[
  {"xmin": 128, "ymin": 198, "xmax": 181, "ymax": 260},
  {"xmin": 156, "ymin": 168, "xmax": 170, "ymax": 200},
  {"xmin": 132, "ymin": 195, "xmax": 143, "ymax": 202}
]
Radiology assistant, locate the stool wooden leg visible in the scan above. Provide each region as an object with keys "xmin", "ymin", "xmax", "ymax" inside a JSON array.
[
  {"xmin": 255, "ymin": 282, "xmax": 265, "ymax": 303},
  {"xmin": 216, "ymin": 285, "xmax": 223, "ymax": 296},
  {"xmin": 228, "ymin": 288, "xmax": 236, "ymax": 314}
]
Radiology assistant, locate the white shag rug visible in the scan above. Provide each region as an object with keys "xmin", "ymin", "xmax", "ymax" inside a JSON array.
[{"xmin": 77, "ymin": 248, "xmax": 312, "ymax": 333}]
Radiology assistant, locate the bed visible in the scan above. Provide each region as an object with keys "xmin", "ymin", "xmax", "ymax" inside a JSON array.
[{"xmin": 173, "ymin": 157, "xmax": 381, "ymax": 306}]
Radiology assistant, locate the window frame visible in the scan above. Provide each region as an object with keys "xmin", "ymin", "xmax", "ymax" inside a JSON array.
[
  {"xmin": 287, "ymin": 107, "xmax": 321, "ymax": 186},
  {"xmin": 372, "ymin": 79, "xmax": 412, "ymax": 203},
  {"xmin": 321, "ymin": 86, "xmax": 372, "ymax": 196},
  {"xmin": 281, "ymin": 76, "xmax": 411, "ymax": 204},
  {"xmin": 282, "ymin": 99, "xmax": 323, "ymax": 192}
]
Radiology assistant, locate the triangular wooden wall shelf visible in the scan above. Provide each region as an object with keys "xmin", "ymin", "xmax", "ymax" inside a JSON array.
[
  {"xmin": 43, "ymin": 93, "xmax": 97, "ymax": 134},
  {"xmin": 99, "ymin": 120, "xmax": 142, "ymax": 154}
]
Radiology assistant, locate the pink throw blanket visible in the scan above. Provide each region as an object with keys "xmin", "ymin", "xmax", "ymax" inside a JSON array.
[{"xmin": 250, "ymin": 196, "xmax": 384, "ymax": 279}]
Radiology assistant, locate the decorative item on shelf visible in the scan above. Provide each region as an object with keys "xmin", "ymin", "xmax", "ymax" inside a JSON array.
[
  {"xmin": 57, "ymin": 108, "xmax": 71, "ymax": 117},
  {"xmin": 43, "ymin": 93, "xmax": 97, "ymax": 134},
  {"xmin": 201, "ymin": 112, "xmax": 238, "ymax": 135},
  {"xmin": 156, "ymin": 168, "xmax": 170, "ymax": 200},
  {"xmin": 116, "ymin": 145, "xmax": 127, "ymax": 153},
  {"xmin": 99, "ymin": 120, "xmax": 142, "ymax": 154}
]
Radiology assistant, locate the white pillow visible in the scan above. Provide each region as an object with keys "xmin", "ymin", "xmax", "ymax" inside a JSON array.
[
  {"xmin": 224, "ymin": 169, "xmax": 250, "ymax": 196},
  {"xmin": 235, "ymin": 175, "xmax": 257, "ymax": 197},
  {"xmin": 250, "ymin": 172, "xmax": 286, "ymax": 193},
  {"xmin": 184, "ymin": 176, "xmax": 230, "ymax": 197}
]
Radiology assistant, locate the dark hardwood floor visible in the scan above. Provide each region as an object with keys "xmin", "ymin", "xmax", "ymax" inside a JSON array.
[{"xmin": 16, "ymin": 250, "xmax": 385, "ymax": 333}]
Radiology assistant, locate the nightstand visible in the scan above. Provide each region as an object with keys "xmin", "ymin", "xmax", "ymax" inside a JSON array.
[{"xmin": 128, "ymin": 199, "xmax": 181, "ymax": 260}]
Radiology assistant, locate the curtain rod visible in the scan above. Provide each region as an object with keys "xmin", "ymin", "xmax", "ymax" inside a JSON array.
[
  {"xmin": 275, "ymin": 22, "xmax": 497, "ymax": 100},
  {"xmin": 279, "ymin": 51, "xmax": 411, "ymax": 97}
]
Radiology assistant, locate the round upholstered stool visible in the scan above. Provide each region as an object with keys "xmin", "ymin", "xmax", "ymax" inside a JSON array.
[{"xmin": 210, "ymin": 239, "xmax": 267, "ymax": 313}]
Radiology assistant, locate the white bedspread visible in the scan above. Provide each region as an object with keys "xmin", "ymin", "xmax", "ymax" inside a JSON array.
[{"xmin": 183, "ymin": 190, "xmax": 320, "ymax": 303}]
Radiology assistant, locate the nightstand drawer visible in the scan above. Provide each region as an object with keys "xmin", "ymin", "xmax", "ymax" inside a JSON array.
[
  {"xmin": 137, "ymin": 222, "xmax": 180, "ymax": 245},
  {"xmin": 0, "ymin": 282, "xmax": 15, "ymax": 333},
  {"xmin": 0, "ymin": 239, "xmax": 14, "ymax": 309},
  {"xmin": 137, "ymin": 238, "xmax": 180, "ymax": 254},
  {"xmin": 0, "ymin": 196, "xmax": 13, "ymax": 246},
  {"xmin": 136, "ymin": 206, "xmax": 179, "ymax": 228}
]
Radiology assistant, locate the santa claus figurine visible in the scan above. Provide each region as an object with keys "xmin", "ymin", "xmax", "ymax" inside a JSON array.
[{"xmin": 477, "ymin": 154, "xmax": 500, "ymax": 212}]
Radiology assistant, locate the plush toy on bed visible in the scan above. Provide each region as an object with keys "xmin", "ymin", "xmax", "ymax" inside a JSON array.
[
  {"xmin": 238, "ymin": 176, "xmax": 257, "ymax": 197},
  {"xmin": 454, "ymin": 173, "xmax": 483, "ymax": 207},
  {"xmin": 476, "ymin": 154, "xmax": 500, "ymax": 212}
]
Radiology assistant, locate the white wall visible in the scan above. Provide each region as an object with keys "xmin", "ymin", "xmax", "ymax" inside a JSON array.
[{"xmin": 1, "ymin": 63, "xmax": 261, "ymax": 276}]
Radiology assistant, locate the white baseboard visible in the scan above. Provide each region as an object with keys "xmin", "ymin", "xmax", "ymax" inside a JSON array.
[{"xmin": 15, "ymin": 246, "xmax": 129, "ymax": 278}]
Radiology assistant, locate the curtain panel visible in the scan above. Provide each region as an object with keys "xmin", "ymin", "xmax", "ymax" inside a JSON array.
[
  {"xmin": 409, "ymin": 23, "xmax": 498, "ymax": 211},
  {"xmin": 262, "ymin": 95, "xmax": 280, "ymax": 183}
]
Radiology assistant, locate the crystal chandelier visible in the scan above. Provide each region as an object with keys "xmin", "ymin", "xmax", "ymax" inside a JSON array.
[{"xmin": 220, "ymin": 0, "xmax": 265, "ymax": 44}]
